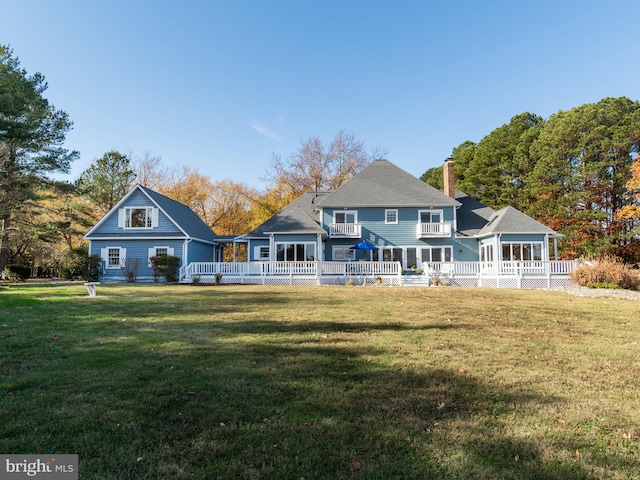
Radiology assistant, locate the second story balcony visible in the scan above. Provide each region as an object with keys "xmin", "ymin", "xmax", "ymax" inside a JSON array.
[
  {"xmin": 329, "ymin": 223, "xmax": 362, "ymax": 238},
  {"xmin": 417, "ymin": 222, "xmax": 451, "ymax": 238}
]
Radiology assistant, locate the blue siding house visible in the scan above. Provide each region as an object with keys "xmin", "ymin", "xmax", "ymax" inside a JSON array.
[
  {"xmin": 240, "ymin": 159, "xmax": 560, "ymax": 268},
  {"xmin": 213, "ymin": 158, "xmax": 572, "ymax": 287},
  {"xmin": 84, "ymin": 185, "xmax": 221, "ymax": 282}
]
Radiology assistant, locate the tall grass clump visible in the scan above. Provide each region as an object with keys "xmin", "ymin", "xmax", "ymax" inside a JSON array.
[{"xmin": 571, "ymin": 256, "xmax": 639, "ymax": 290}]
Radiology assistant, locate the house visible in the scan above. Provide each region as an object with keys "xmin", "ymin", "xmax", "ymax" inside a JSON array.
[
  {"xmin": 232, "ymin": 159, "xmax": 563, "ymax": 276},
  {"xmin": 84, "ymin": 184, "xmax": 222, "ymax": 282}
]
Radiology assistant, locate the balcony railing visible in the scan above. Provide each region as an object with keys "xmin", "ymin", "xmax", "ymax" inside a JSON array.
[
  {"xmin": 416, "ymin": 222, "xmax": 451, "ymax": 238},
  {"xmin": 329, "ymin": 223, "xmax": 362, "ymax": 238}
]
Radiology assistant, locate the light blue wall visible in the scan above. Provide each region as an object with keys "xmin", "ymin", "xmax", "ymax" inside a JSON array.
[
  {"xmin": 90, "ymin": 239, "xmax": 185, "ymax": 282},
  {"xmin": 322, "ymin": 206, "xmax": 464, "ymax": 261},
  {"xmin": 248, "ymin": 239, "xmax": 269, "ymax": 261},
  {"xmin": 450, "ymin": 237, "xmax": 479, "ymax": 262},
  {"xmin": 187, "ymin": 240, "xmax": 214, "ymax": 263},
  {"xmin": 322, "ymin": 207, "xmax": 456, "ymax": 248}
]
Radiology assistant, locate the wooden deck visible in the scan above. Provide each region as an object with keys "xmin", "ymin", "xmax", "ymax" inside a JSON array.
[{"xmin": 179, "ymin": 260, "xmax": 579, "ymax": 289}]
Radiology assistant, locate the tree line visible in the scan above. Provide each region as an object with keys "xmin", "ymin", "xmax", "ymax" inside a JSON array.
[
  {"xmin": 2, "ymin": 44, "xmax": 639, "ymax": 278},
  {"xmin": 422, "ymin": 102, "xmax": 640, "ymax": 262}
]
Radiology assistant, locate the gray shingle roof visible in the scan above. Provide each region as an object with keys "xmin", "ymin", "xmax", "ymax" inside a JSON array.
[
  {"xmin": 477, "ymin": 206, "xmax": 558, "ymax": 237},
  {"xmin": 241, "ymin": 192, "xmax": 329, "ymax": 238},
  {"xmin": 317, "ymin": 159, "xmax": 460, "ymax": 208},
  {"xmin": 454, "ymin": 191, "xmax": 496, "ymax": 237},
  {"xmin": 138, "ymin": 185, "xmax": 218, "ymax": 242}
]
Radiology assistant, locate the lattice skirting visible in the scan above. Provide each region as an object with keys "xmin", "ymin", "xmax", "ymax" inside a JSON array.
[{"xmin": 189, "ymin": 274, "xmax": 572, "ymax": 289}]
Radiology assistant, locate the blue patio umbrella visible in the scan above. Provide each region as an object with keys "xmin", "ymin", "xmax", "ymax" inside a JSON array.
[
  {"xmin": 350, "ymin": 240, "xmax": 379, "ymax": 250},
  {"xmin": 350, "ymin": 240, "xmax": 379, "ymax": 260}
]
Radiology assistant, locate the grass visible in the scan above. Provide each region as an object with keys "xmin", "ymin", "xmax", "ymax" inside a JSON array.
[{"xmin": 1, "ymin": 282, "xmax": 639, "ymax": 479}]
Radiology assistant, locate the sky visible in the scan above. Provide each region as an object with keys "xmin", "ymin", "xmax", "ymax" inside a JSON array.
[{"xmin": 3, "ymin": 0, "xmax": 639, "ymax": 190}]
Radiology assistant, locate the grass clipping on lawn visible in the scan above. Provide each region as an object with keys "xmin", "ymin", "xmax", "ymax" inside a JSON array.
[{"xmin": 0, "ymin": 283, "xmax": 639, "ymax": 479}]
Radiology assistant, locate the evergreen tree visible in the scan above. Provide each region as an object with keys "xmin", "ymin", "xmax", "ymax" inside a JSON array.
[
  {"xmin": 461, "ymin": 113, "xmax": 543, "ymax": 210},
  {"xmin": 0, "ymin": 45, "xmax": 78, "ymax": 272},
  {"xmin": 529, "ymin": 97, "xmax": 640, "ymax": 259},
  {"xmin": 76, "ymin": 150, "xmax": 136, "ymax": 219}
]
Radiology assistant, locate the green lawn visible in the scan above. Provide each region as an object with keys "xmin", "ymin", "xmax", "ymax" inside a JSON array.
[{"xmin": 1, "ymin": 283, "xmax": 639, "ymax": 479}]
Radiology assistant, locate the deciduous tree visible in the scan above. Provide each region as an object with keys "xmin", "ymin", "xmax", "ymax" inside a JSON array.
[{"xmin": 265, "ymin": 130, "xmax": 374, "ymax": 198}]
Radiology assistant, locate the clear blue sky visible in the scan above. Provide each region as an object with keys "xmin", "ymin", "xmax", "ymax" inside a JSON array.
[{"xmin": 3, "ymin": 0, "xmax": 639, "ymax": 189}]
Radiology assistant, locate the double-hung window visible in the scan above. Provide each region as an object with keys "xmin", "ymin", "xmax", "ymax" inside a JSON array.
[
  {"xmin": 101, "ymin": 247, "xmax": 125, "ymax": 269},
  {"xmin": 148, "ymin": 246, "xmax": 173, "ymax": 266},
  {"xmin": 385, "ymin": 209, "xmax": 398, "ymax": 224}
]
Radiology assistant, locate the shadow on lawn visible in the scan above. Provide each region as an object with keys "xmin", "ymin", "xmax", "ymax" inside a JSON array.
[
  {"xmin": 2, "ymin": 285, "xmax": 637, "ymax": 478},
  {"xmin": 4, "ymin": 322, "xmax": 626, "ymax": 479}
]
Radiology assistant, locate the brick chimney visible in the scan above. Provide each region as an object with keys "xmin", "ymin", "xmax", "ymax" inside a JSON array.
[{"xmin": 443, "ymin": 157, "xmax": 455, "ymax": 198}]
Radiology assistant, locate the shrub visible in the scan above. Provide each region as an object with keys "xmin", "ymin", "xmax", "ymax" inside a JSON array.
[
  {"xmin": 587, "ymin": 282, "xmax": 620, "ymax": 290},
  {"xmin": 85, "ymin": 254, "xmax": 102, "ymax": 282},
  {"xmin": 121, "ymin": 258, "xmax": 141, "ymax": 283},
  {"xmin": 570, "ymin": 257, "xmax": 640, "ymax": 290},
  {"xmin": 61, "ymin": 246, "xmax": 92, "ymax": 280},
  {"xmin": 163, "ymin": 255, "xmax": 180, "ymax": 283},
  {"xmin": 149, "ymin": 255, "xmax": 181, "ymax": 283}
]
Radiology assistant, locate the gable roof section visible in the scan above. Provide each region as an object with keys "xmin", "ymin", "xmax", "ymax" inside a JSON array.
[
  {"xmin": 84, "ymin": 185, "xmax": 218, "ymax": 243},
  {"xmin": 241, "ymin": 192, "xmax": 328, "ymax": 238},
  {"xmin": 317, "ymin": 159, "xmax": 460, "ymax": 208},
  {"xmin": 477, "ymin": 206, "xmax": 559, "ymax": 237}
]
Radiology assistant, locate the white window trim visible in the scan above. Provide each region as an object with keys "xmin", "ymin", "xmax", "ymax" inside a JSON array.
[
  {"xmin": 418, "ymin": 209, "xmax": 444, "ymax": 223},
  {"xmin": 332, "ymin": 245, "xmax": 356, "ymax": 261},
  {"xmin": 421, "ymin": 246, "xmax": 453, "ymax": 263},
  {"xmin": 101, "ymin": 247, "xmax": 126, "ymax": 269},
  {"xmin": 254, "ymin": 245, "xmax": 270, "ymax": 261},
  {"xmin": 119, "ymin": 207, "xmax": 158, "ymax": 229},
  {"xmin": 334, "ymin": 210, "xmax": 358, "ymax": 223},
  {"xmin": 501, "ymin": 242, "xmax": 543, "ymax": 261},
  {"xmin": 385, "ymin": 209, "xmax": 398, "ymax": 224},
  {"xmin": 148, "ymin": 246, "xmax": 174, "ymax": 266},
  {"xmin": 275, "ymin": 242, "xmax": 316, "ymax": 261}
]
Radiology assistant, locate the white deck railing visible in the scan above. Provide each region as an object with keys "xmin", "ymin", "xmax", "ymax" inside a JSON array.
[
  {"xmin": 179, "ymin": 260, "xmax": 579, "ymax": 284},
  {"xmin": 416, "ymin": 222, "xmax": 452, "ymax": 237},
  {"xmin": 329, "ymin": 223, "xmax": 362, "ymax": 238},
  {"xmin": 422, "ymin": 260, "xmax": 579, "ymax": 276}
]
